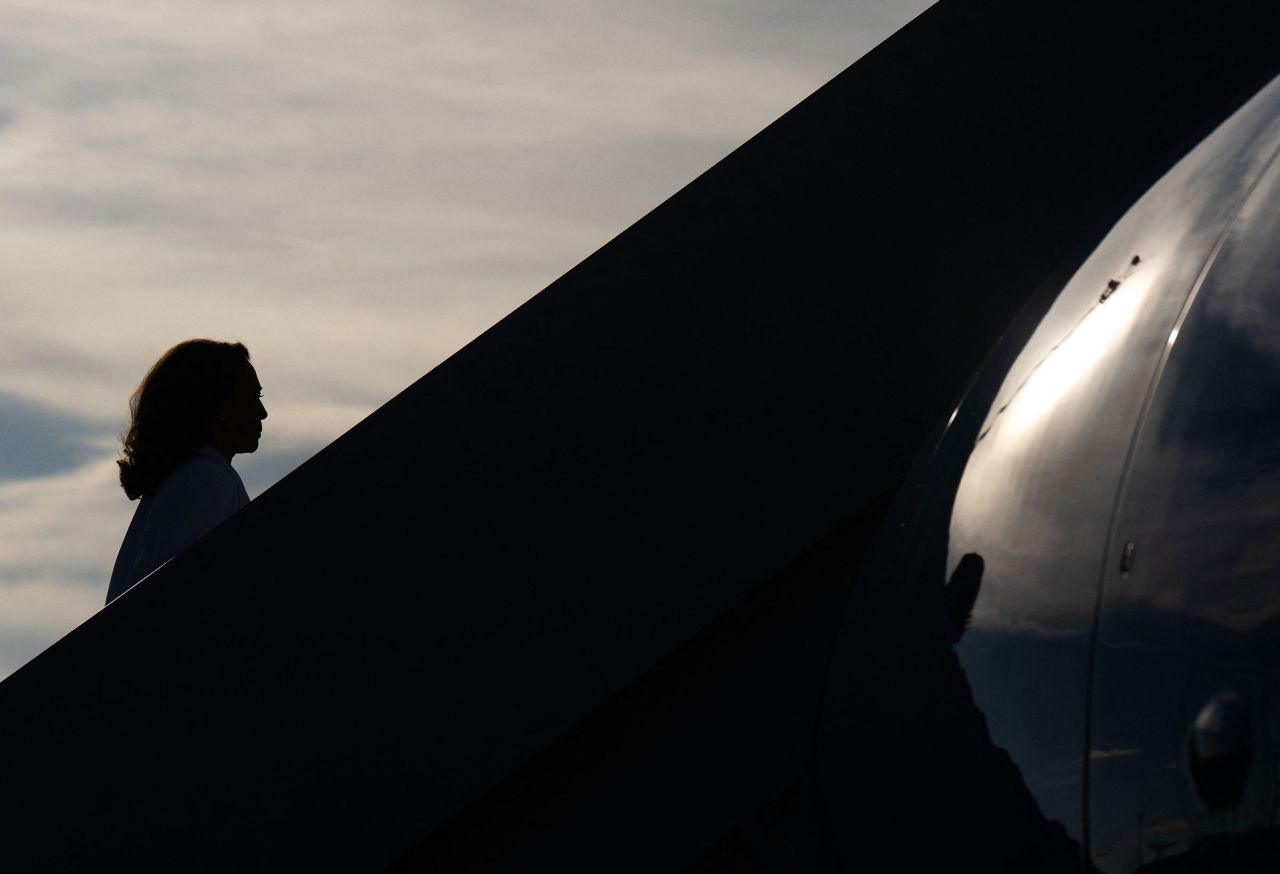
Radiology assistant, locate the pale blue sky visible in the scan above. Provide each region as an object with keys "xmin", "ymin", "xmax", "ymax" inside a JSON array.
[{"xmin": 0, "ymin": 0, "xmax": 931, "ymax": 679}]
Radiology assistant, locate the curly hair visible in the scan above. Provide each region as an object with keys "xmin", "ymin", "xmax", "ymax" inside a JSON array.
[{"xmin": 118, "ymin": 339, "xmax": 251, "ymax": 500}]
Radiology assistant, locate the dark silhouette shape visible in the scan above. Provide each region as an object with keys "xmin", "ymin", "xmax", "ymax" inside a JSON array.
[
  {"xmin": 820, "ymin": 548, "xmax": 1090, "ymax": 873},
  {"xmin": 0, "ymin": 1, "xmax": 1278, "ymax": 870},
  {"xmin": 944, "ymin": 552, "xmax": 984, "ymax": 644},
  {"xmin": 107, "ymin": 339, "xmax": 267, "ymax": 604}
]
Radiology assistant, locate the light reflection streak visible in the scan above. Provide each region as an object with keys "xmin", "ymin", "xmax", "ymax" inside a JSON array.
[
  {"xmin": 948, "ymin": 256, "xmax": 1164, "ymax": 634},
  {"xmin": 983, "ymin": 271, "xmax": 1153, "ymax": 444}
]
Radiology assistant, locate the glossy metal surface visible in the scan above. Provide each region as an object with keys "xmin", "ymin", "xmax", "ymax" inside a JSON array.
[
  {"xmin": 818, "ymin": 71, "xmax": 1280, "ymax": 873},
  {"xmin": 1088, "ymin": 92, "xmax": 1280, "ymax": 871},
  {"xmin": 943, "ymin": 74, "xmax": 1280, "ymax": 871}
]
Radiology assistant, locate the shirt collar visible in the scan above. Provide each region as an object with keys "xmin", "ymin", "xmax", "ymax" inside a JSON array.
[{"xmin": 194, "ymin": 441, "xmax": 234, "ymax": 470}]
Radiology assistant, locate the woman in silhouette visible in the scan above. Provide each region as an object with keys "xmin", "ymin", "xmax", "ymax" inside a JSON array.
[{"xmin": 106, "ymin": 339, "xmax": 267, "ymax": 604}]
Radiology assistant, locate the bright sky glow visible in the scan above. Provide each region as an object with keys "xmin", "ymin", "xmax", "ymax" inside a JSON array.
[{"xmin": 0, "ymin": 0, "xmax": 930, "ymax": 679}]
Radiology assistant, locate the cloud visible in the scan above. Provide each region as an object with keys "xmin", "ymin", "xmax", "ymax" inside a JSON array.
[
  {"xmin": 0, "ymin": 0, "xmax": 928, "ymax": 421},
  {"xmin": 1089, "ymin": 748, "xmax": 1139, "ymax": 762},
  {"xmin": 0, "ymin": 457, "xmax": 126, "ymax": 676},
  {"xmin": 0, "ymin": 0, "xmax": 929, "ymax": 680},
  {"xmin": 0, "ymin": 390, "xmax": 111, "ymax": 481},
  {"xmin": 0, "ymin": 456, "xmax": 125, "ymax": 574}
]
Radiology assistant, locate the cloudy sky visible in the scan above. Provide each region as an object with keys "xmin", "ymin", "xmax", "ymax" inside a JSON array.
[{"xmin": 0, "ymin": 0, "xmax": 929, "ymax": 679}]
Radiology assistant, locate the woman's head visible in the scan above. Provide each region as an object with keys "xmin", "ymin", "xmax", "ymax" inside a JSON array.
[{"xmin": 117, "ymin": 339, "xmax": 266, "ymax": 499}]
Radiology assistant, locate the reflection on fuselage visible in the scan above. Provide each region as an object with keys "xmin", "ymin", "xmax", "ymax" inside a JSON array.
[
  {"xmin": 818, "ymin": 550, "xmax": 1089, "ymax": 871},
  {"xmin": 1088, "ymin": 113, "xmax": 1280, "ymax": 873},
  {"xmin": 944, "ymin": 74, "xmax": 1280, "ymax": 874},
  {"xmin": 819, "ymin": 71, "xmax": 1280, "ymax": 874}
]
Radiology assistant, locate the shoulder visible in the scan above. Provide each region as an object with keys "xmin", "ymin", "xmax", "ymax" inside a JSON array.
[
  {"xmin": 161, "ymin": 452, "xmax": 237, "ymax": 494},
  {"xmin": 153, "ymin": 446, "xmax": 246, "ymax": 510}
]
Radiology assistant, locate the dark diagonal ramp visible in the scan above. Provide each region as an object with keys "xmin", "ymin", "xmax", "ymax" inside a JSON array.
[{"xmin": 3, "ymin": 1, "xmax": 1279, "ymax": 871}]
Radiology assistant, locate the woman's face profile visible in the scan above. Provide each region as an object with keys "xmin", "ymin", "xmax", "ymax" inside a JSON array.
[{"xmin": 218, "ymin": 363, "xmax": 268, "ymax": 457}]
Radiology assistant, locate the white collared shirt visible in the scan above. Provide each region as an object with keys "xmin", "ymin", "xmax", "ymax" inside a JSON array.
[{"xmin": 106, "ymin": 443, "xmax": 249, "ymax": 604}]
